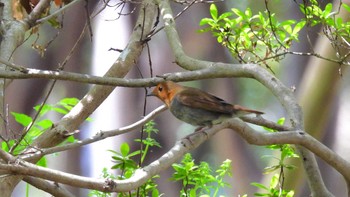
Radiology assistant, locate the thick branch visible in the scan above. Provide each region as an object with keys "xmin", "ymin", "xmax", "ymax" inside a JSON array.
[
  {"xmin": 0, "ymin": 61, "xmax": 303, "ymax": 95},
  {"xmin": 0, "ymin": 117, "xmax": 348, "ymax": 193},
  {"xmin": 23, "ymin": 176, "xmax": 75, "ymax": 197},
  {"xmin": 225, "ymin": 119, "xmax": 350, "ymax": 182}
]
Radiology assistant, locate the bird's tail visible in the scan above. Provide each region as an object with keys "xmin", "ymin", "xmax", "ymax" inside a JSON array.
[{"xmin": 233, "ymin": 105, "xmax": 264, "ymax": 117}]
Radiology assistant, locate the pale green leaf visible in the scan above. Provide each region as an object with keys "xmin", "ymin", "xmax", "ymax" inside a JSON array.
[
  {"xmin": 210, "ymin": 4, "xmax": 218, "ymax": 20},
  {"xmin": 11, "ymin": 112, "xmax": 32, "ymax": 127}
]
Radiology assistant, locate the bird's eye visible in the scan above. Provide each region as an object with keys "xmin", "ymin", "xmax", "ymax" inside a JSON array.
[{"xmin": 158, "ymin": 86, "xmax": 163, "ymax": 92}]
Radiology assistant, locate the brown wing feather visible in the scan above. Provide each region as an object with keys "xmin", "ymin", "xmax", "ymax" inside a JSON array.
[
  {"xmin": 233, "ymin": 105, "xmax": 264, "ymax": 114},
  {"xmin": 176, "ymin": 88, "xmax": 233, "ymax": 114}
]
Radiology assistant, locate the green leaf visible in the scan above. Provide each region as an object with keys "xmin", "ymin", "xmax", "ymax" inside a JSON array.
[
  {"xmin": 11, "ymin": 112, "xmax": 32, "ymax": 127},
  {"xmin": 128, "ymin": 150, "xmax": 141, "ymax": 157},
  {"xmin": 218, "ymin": 12, "xmax": 233, "ymax": 21},
  {"xmin": 120, "ymin": 142, "xmax": 130, "ymax": 157},
  {"xmin": 342, "ymin": 3, "xmax": 350, "ymax": 13},
  {"xmin": 33, "ymin": 104, "xmax": 52, "ymax": 116},
  {"xmin": 258, "ymin": 12, "xmax": 265, "ymax": 23},
  {"xmin": 244, "ymin": 8, "xmax": 252, "ymax": 18},
  {"xmin": 36, "ymin": 119, "xmax": 53, "ymax": 130},
  {"xmin": 152, "ymin": 189, "xmax": 159, "ymax": 197},
  {"xmin": 217, "ymin": 35, "xmax": 223, "ymax": 43},
  {"xmin": 85, "ymin": 117, "xmax": 93, "ymax": 122},
  {"xmin": 197, "ymin": 27, "xmax": 213, "ymax": 33},
  {"xmin": 263, "ymin": 126, "xmax": 275, "ymax": 132},
  {"xmin": 210, "ymin": 4, "xmax": 218, "ymax": 20},
  {"xmin": 336, "ymin": 17, "xmax": 343, "ymax": 28},
  {"xmin": 65, "ymin": 135, "xmax": 76, "ymax": 143},
  {"xmin": 283, "ymin": 24, "xmax": 293, "ymax": 34},
  {"xmin": 216, "ymin": 159, "xmax": 232, "ymax": 177},
  {"xmin": 172, "ymin": 163, "xmax": 185, "ymax": 171},
  {"xmin": 292, "ymin": 21, "xmax": 306, "ymax": 35},
  {"xmin": 55, "ymin": 98, "xmax": 80, "ymax": 113},
  {"xmin": 251, "ymin": 182, "xmax": 269, "ymax": 190},
  {"xmin": 277, "ymin": 117, "xmax": 285, "ymax": 125},
  {"xmin": 199, "ymin": 18, "xmax": 214, "ymax": 26},
  {"xmin": 253, "ymin": 193, "xmax": 269, "ymax": 197},
  {"xmin": 143, "ymin": 120, "xmax": 159, "ymax": 134},
  {"xmin": 278, "ymin": 31, "xmax": 287, "ymax": 42},
  {"xmin": 2, "ymin": 141, "xmax": 9, "ymax": 152},
  {"xmin": 52, "ymin": 107, "xmax": 69, "ymax": 115},
  {"xmin": 231, "ymin": 8, "xmax": 245, "ymax": 19},
  {"xmin": 27, "ymin": 126, "xmax": 43, "ymax": 137},
  {"xmin": 36, "ymin": 156, "xmax": 47, "ymax": 167},
  {"xmin": 189, "ymin": 189, "xmax": 196, "ymax": 197},
  {"xmin": 136, "ymin": 137, "xmax": 161, "ymax": 147},
  {"xmin": 323, "ymin": 3, "xmax": 333, "ymax": 18},
  {"xmin": 111, "ymin": 154, "xmax": 124, "ymax": 161},
  {"xmin": 286, "ymin": 190, "xmax": 295, "ymax": 197},
  {"xmin": 270, "ymin": 174, "xmax": 279, "ymax": 188},
  {"xmin": 59, "ymin": 97, "xmax": 79, "ymax": 106}
]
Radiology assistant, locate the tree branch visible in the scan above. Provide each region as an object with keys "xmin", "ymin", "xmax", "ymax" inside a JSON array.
[
  {"xmin": 0, "ymin": 117, "xmax": 348, "ymax": 193},
  {"xmin": 24, "ymin": 0, "xmax": 51, "ymax": 27},
  {"xmin": 20, "ymin": 105, "xmax": 168, "ymax": 161},
  {"xmin": 23, "ymin": 176, "xmax": 75, "ymax": 197},
  {"xmin": 19, "ymin": 105, "xmax": 289, "ymax": 163},
  {"xmin": 36, "ymin": 0, "xmax": 84, "ymax": 24}
]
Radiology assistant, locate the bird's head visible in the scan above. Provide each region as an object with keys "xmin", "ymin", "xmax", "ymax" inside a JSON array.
[{"xmin": 147, "ymin": 81, "xmax": 183, "ymax": 107}]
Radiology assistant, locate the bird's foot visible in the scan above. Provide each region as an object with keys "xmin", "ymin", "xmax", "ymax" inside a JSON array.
[
  {"xmin": 195, "ymin": 126, "xmax": 209, "ymax": 139},
  {"xmin": 182, "ymin": 126, "xmax": 209, "ymax": 145}
]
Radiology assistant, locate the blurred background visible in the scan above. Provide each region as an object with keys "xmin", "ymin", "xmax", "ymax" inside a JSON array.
[{"xmin": 6, "ymin": 0, "xmax": 349, "ymax": 196}]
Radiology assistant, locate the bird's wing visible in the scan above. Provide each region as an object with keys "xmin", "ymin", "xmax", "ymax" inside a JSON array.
[{"xmin": 176, "ymin": 89, "xmax": 233, "ymax": 114}]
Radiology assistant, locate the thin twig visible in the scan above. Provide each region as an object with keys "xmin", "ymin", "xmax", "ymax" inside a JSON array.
[
  {"xmin": 84, "ymin": 0, "xmax": 93, "ymax": 41},
  {"xmin": 20, "ymin": 105, "xmax": 168, "ymax": 161}
]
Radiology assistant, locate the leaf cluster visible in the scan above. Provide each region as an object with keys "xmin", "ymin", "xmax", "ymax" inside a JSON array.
[
  {"xmin": 90, "ymin": 122, "xmax": 233, "ymax": 197},
  {"xmin": 199, "ymin": 1, "xmax": 350, "ymax": 69},
  {"xmin": 252, "ymin": 174, "xmax": 294, "ymax": 197},
  {"xmin": 171, "ymin": 153, "xmax": 232, "ymax": 197},
  {"xmin": 199, "ymin": 4, "xmax": 305, "ymax": 64},
  {"xmin": 300, "ymin": 1, "xmax": 350, "ymax": 63},
  {"xmin": 90, "ymin": 120, "xmax": 161, "ymax": 197},
  {"xmin": 2, "ymin": 98, "xmax": 79, "ymax": 157}
]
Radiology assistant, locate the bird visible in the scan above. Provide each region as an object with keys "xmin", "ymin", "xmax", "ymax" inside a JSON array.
[{"xmin": 148, "ymin": 81, "xmax": 263, "ymax": 128}]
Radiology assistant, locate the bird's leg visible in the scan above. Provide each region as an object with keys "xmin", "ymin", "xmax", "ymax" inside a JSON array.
[
  {"xmin": 182, "ymin": 126, "xmax": 210, "ymax": 144},
  {"xmin": 194, "ymin": 126, "xmax": 204, "ymax": 132},
  {"xmin": 194, "ymin": 126, "xmax": 210, "ymax": 138}
]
